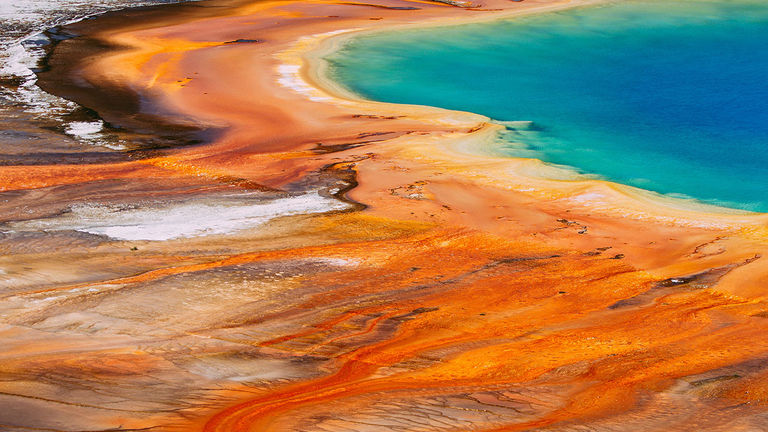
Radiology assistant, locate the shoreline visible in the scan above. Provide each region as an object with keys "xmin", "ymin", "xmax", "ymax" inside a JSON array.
[
  {"xmin": 296, "ymin": 1, "xmax": 767, "ymax": 221},
  {"xmin": 5, "ymin": 0, "xmax": 768, "ymax": 431},
  {"xmin": 0, "ymin": 0, "xmax": 218, "ymax": 159}
]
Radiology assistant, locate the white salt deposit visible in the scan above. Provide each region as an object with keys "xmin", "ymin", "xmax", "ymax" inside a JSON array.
[
  {"xmin": 276, "ymin": 64, "xmax": 331, "ymax": 102},
  {"xmin": 275, "ymin": 30, "xmax": 352, "ymax": 102},
  {"xmin": 65, "ymin": 120, "xmax": 104, "ymax": 138},
  {"xmin": 7, "ymin": 192, "xmax": 349, "ymax": 241}
]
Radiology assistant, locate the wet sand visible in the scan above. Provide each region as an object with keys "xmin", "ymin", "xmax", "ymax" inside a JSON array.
[{"xmin": 3, "ymin": 0, "xmax": 768, "ymax": 431}]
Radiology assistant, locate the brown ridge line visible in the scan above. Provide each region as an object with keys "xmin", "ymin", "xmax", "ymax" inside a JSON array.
[
  {"xmin": 13, "ymin": 229, "xmax": 457, "ymax": 296},
  {"xmin": 302, "ymin": 311, "xmax": 399, "ymax": 354},
  {"xmin": 198, "ymin": 283, "xmax": 766, "ymax": 430}
]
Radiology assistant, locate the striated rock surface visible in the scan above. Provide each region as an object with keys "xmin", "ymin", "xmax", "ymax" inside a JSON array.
[{"xmin": 2, "ymin": 0, "xmax": 768, "ymax": 431}]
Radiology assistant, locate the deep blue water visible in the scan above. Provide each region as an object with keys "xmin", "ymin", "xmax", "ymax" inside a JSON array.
[{"xmin": 327, "ymin": 0, "xmax": 768, "ymax": 212}]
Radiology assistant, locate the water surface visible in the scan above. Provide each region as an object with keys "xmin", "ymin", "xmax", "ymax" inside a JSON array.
[{"xmin": 328, "ymin": 0, "xmax": 768, "ymax": 212}]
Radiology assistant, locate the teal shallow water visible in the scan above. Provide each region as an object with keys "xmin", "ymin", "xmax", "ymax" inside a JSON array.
[{"xmin": 327, "ymin": 0, "xmax": 768, "ymax": 212}]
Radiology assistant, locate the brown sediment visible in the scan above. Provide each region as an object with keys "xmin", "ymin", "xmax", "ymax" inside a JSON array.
[
  {"xmin": 3, "ymin": 0, "xmax": 768, "ymax": 431},
  {"xmin": 33, "ymin": 2, "xmax": 243, "ymax": 152}
]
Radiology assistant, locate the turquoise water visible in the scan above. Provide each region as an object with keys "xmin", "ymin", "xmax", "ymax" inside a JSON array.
[{"xmin": 327, "ymin": 0, "xmax": 768, "ymax": 212}]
